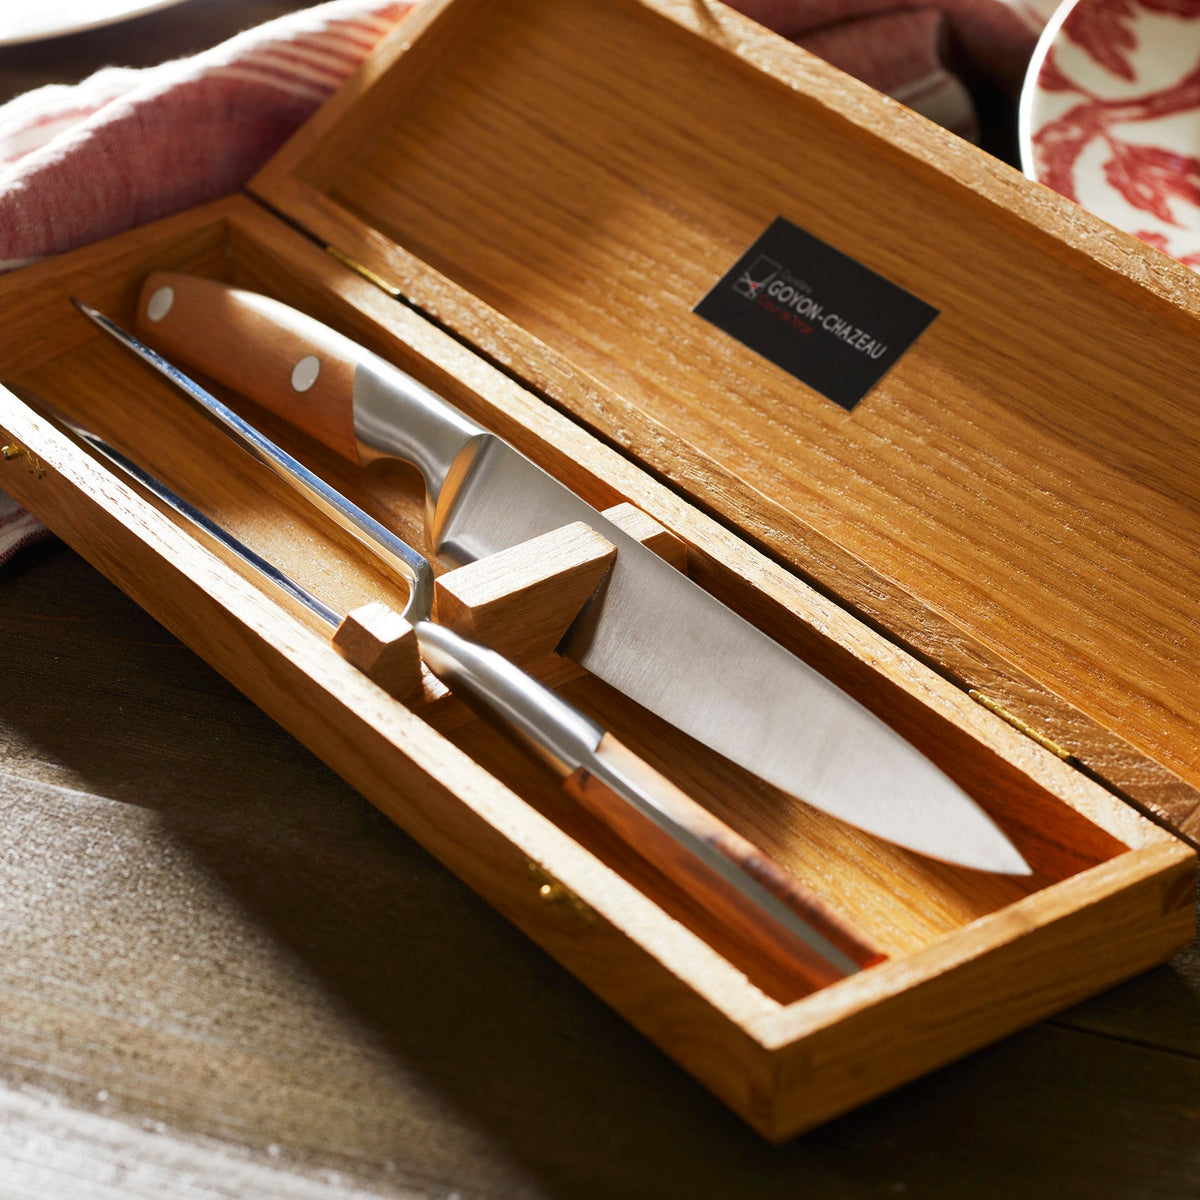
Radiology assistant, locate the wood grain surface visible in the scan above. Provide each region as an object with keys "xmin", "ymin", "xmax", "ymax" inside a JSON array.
[{"xmin": 1, "ymin": 541, "xmax": 1197, "ymax": 1198}]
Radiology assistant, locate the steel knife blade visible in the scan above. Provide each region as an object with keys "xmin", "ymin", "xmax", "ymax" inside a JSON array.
[{"xmin": 78, "ymin": 273, "xmax": 1029, "ymax": 874}]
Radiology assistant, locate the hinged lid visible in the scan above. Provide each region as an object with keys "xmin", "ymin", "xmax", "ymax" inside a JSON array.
[{"xmin": 249, "ymin": 0, "xmax": 1200, "ymax": 841}]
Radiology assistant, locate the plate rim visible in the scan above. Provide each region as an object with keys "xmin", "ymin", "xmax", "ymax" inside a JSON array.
[
  {"xmin": 0, "ymin": 0, "xmax": 190, "ymax": 49},
  {"xmin": 1017, "ymin": 0, "xmax": 1086, "ymax": 182}
]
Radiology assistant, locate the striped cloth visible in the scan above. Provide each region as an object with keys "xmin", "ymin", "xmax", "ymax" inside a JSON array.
[
  {"xmin": 0, "ymin": 0, "xmax": 1052, "ymax": 566},
  {"xmin": 0, "ymin": 1, "xmax": 410, "ymax": 273}
]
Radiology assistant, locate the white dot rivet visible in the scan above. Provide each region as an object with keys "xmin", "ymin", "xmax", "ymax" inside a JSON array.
[
  {"xmin": 291, "ymin": 355, "xmax": 321, "ymax": 392},
  {"xmin": 145, "ymin": 286, "xmax": 174, "ymax": 322}
]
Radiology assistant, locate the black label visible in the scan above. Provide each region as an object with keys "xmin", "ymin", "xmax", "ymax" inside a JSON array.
[{"xmin": 693, "ymin": 217, "xmax": 938, "ymax": 411}]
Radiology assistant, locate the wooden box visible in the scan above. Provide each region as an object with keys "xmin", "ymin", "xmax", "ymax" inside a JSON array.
[{"xmin": 0, "ymin": 0, "xmax": 1194, "ymax": 1142}]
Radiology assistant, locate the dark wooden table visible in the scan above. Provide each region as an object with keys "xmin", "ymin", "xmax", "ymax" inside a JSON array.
[{"xmin": 1, "ymin": 4, "xmax": 1197, "ymax": 1196}]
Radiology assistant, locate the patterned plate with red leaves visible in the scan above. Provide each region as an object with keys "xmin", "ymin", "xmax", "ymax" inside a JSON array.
[{"xmin": 1020, "ymin": 0, "xmax": 1200, "ymax": 267}]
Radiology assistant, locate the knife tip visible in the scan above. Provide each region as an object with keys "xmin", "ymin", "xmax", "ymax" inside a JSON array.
[
  {"xmin": 938, "ymin": 823, "xmax": 1032, "ymax": 876},
  {"xmin": 988, "ymin": 839, "xmax": 1033, "ymax": 877}
]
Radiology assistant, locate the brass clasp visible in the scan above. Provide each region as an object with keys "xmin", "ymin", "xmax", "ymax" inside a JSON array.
[
  {"xmin": 525, "ymin": 860, "xmax": 595, "ymax": 926},
  {"xmin": 1, "ymin": 440, "xmax": 45, "ymax": 479}
]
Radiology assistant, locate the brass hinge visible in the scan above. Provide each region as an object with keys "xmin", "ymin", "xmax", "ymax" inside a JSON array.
[
  {"xmin": 968, "ymin": 690, "xmax": 1075, "ymax": 762},
  {"xmin": 324, "ymin": 244, "xmax": 402, "ymax": 298}
]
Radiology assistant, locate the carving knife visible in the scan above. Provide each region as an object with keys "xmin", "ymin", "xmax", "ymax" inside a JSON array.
[
  {"xmin": 75, "ymin": 278, "xmax": 1030, "ymax": 875},
  {"xmin": 22, "ymin": 389, "xmax": 882, "ymax": 990}
]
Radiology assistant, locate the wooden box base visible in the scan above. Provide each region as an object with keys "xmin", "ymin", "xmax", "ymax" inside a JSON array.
[{"xmin": 0, "ymin": 196, "xmax": 1192, "ymax": 1139}]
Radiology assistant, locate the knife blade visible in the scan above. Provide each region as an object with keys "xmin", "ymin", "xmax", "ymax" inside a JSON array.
[
  {"xmin": 23, "ymin": 388, "xmax": 882, "ymax": 990},
  {"xmin": 75, "ymin": 276, "xmax": 1030, "ymax": 874}
]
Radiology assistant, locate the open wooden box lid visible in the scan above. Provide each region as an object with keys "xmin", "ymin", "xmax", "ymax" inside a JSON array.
[{"xmin": 250, "ymin": 0, "xmax": 1200, "ymax": 843}]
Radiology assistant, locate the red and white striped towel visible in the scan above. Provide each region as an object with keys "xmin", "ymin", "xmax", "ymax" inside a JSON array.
[
  {"xmin": 0, "ymin": 0, "xmax": 411, "ymax": 273},
  {"xmin": 0, "ymin": 0, "xmax": 1052, "ymax": 567}
]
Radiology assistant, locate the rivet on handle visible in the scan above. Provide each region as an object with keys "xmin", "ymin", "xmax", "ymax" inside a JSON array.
[
  {"xmin": 291, "ymin": 355, "xmax": 321, "ymax": 393},
  {"xmin": 145, "ymin": 285, "xmax": 175, "ymax": 322}
]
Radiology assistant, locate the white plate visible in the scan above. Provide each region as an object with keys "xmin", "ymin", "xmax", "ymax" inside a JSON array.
[
  {"xmin": 1019, "ymin": 0, "xmax": 1200, "ymax": 267},
  {"xmin": 0, "ymin": 0, "xmax": 189, "ymax": 48}
]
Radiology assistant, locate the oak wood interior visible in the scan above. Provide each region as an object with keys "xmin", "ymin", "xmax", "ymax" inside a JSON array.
[
  {"xmin": 0, "ymin": 195, "xmax": 1191, "ymax": 1137},
  {"xmin": 254, "ymin": 0, "xmax": 1200, "ymax": 839}
]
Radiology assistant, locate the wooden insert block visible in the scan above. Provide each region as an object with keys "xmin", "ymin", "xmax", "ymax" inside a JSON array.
[
  {"xmin": 433, "ymin": 520, "xmax": 617, "ymax": 689},
  {"xmin": 337, "ymin": 507, "xmax": 689, "ymax": 715},
  {"xmin": 333, "ymin": 601, "xmax": 423, "ymax": 704},
  {"xmin": 432, "ymin": 507, "xmax": 688, "ymax": 694},
  {"xmin": 601, "ymin": 501, "xmax": 688, "ymax": 571}
]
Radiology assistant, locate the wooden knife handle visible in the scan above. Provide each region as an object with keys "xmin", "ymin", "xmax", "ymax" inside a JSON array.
[
  {"xmin": 564, "ymin": 733, "xmax": 884, "ymax": 992},
  {"xmin": 136, "ymin": 271, "xmax": 363, "ymax": 462}
]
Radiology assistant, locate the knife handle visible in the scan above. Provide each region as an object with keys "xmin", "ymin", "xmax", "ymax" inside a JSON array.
[
  {"xmin": 137, "ymin": 271, "xmax": 363, "ymax": 461},
  {"xmin": 135, "ymin": 272, "xmax": 485, "ymax": 498},
  {"xmin": 565, "ymin": 734, "xmax": 885, "ymax": 988}
]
